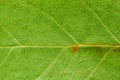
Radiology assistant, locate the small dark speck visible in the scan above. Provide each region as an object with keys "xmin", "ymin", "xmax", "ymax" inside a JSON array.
[{"xmin": 112, "ymin": 48, "xmax": 120, "ymax": 52}]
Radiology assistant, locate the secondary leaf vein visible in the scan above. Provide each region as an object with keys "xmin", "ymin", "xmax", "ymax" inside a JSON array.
[
  {"xmin": 80, "ymin": 0, "xmax": 120, "ymax": 43},
  {"xmin": 84, "ymin": 49, "xmax": 112, "ymax": 80},
  {"xmin": 0, "ymin": 47, "xmax": 15, "ymax": 65},
  {"xmin": 19, "ymin": 0, "xmax": 79, "ymax": 44},
  {"xmin": 0, "ymin": 22, "xmax": 21, "ymax": 45},
  {"xmin": 34, "ymin": 49, "xmax": 65, "ymax": 80}
]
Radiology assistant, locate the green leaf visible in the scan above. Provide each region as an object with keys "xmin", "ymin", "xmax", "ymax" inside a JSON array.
[{"xmin": 0, "ymin": 0, "xmax": 120, "ymax": 80}]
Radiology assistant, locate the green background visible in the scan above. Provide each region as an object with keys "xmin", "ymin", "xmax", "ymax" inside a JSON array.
[{"xmin": 0, "ymin": 0, "xmax": 120, "ymax": 80}]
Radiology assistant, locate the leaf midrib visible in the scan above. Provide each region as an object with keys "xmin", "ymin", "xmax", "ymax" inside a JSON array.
[{"xmin": 0, "ymin": 44, "xmax": 120, "ymax": 49}]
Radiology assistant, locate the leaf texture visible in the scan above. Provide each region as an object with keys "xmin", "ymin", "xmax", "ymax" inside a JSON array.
[{"xmin": 0, "ymin": 0, "xmax": 120, "ymax": 80}]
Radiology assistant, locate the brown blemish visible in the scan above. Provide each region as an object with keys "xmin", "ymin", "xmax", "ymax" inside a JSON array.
[{"xmin": 72, "ymin": 45, "xmax": 79, "ymax": 53}]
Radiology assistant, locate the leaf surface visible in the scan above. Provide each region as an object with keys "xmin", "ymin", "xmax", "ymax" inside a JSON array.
[{"xmin": 0, "ymin": 0, "xmax": 120, "ymax": 80}]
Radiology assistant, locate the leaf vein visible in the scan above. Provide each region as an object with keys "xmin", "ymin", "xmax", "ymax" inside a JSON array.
[
  {"xmin": 80, "ymin": 0, "xmax": 120, "ymax": 43},
  {"xmin": 34, "ymin": 49, "xmax": 65, "ymax": 80},
  {"xmin": 84, "ymin": 49, "xmax": 112, "ymax": 80},
  {"xmin": 19, "ymin": 0, "xmax": 79, "ymax": 44},
  {"xmin": 0, "ymin": 44, "xmax": 120, "ymax": 49},
  {"xmin": 0, "ymin": 22, "xmax": 21, "ymax": 45},
  {"xmin": 0, "ymin": 47, "xmax": 15, "ymax": 65}
]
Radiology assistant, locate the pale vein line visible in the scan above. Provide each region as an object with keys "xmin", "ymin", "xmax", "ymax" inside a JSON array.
[
  {"xmin": 114, "ymin": 28, "xmax": 120, "ymax": 35},
  {"xmin": 34, "ymin": 49, "xmax": 65, "ymax": 80},
  {"xmin": 0, "ymin": 22, "xmax": 21, "ymax": 45},
  {"xmin": 0, "ymin": 44, "xmax": 120, "ymax": 49},
  {"xmin": 0, "ymin": 47, "xmax": 15, "ymax": 65},
  {"xmin": 19, "ymin": 0, "xmax": 79, "ymax": 44},
  {"xmin": 113, "ymin": 72, "xmax": 120, "ymax": 78},
  {"xmin": 80, "ymin": 0, "xmax": 120, "ymax": 43},
  {"xmin": 84, "ymin": 49, "xmax": 112, "ymax": 80}
]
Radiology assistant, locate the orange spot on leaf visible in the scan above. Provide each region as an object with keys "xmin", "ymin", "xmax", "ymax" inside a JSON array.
[{"xmin": 72, "ymin": 45, "xmax": 79, "ymax": 53}]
